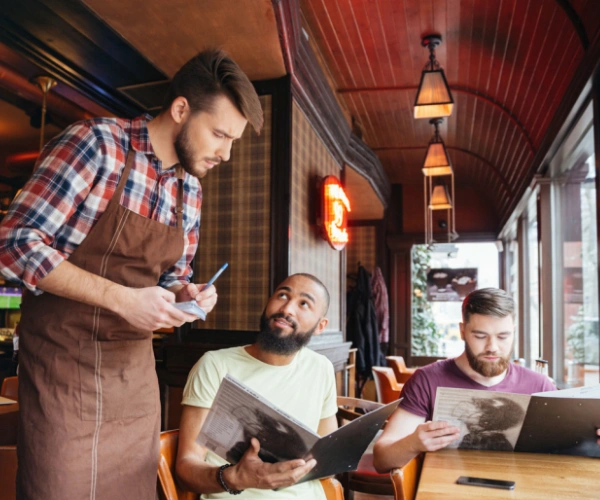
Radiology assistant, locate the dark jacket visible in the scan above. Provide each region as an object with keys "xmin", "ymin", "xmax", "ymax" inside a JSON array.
[{"xmin": 347, "ymin": 266, "xmax": 385, "ymax": 377}]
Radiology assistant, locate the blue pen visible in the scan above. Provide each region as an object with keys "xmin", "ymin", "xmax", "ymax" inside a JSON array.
[{"xmin": 201, "ymin": 263, "xmax": 228, "ymax": 291}]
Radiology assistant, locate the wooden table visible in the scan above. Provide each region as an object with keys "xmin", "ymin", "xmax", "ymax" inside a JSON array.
[
  {"xmin": 416, "ymin": 449, "xmax": 600, "ymax": 499},
  {"xmin": 0, "ymin": 401, "xmax": 18, "ymax": 446}
]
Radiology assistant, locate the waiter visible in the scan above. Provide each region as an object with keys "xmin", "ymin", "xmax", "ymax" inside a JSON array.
[{"xmin": 0, "ymin": 49, "xmax": 263, "ymax": 499}]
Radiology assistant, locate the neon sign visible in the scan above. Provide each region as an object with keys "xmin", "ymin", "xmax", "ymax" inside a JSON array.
[{"xmin": 320, "ymin": 176, "xmax": 351, "ymax": 251}]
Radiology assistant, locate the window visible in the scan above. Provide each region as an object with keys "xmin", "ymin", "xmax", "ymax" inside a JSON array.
[{"xmin": 552, "ymin": 103, "xmax": 599, "ymax": 387}]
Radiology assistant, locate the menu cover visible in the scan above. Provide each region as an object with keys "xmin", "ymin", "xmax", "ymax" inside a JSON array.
[
  {"xmin": 432, "ymin": 385, "xmax": 600, "ymax": 458},
  {"xmin": 197, "ymin": 374, "xmax": 399, "ymax": 482}
]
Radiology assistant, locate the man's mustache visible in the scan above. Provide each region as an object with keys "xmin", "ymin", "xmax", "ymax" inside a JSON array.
[{"xmin": 269, "ymin": 313, "xmax": 298, "ymax": 329}]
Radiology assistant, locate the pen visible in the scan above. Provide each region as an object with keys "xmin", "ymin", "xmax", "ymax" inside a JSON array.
[{"xmin": 201, "ymin": 263, "xmax": 229, "ymax": 291}]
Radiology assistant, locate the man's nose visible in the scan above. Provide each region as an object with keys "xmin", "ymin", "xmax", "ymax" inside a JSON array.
[
  {"xmin": 486, "ymin": 338, "xmax": 498, "ymax": 352},
  {"xmin": 217, "ymin": 141, "xmax": 233, "ymax": 162},
  {"xmin": 279, "ymin": 301, "xmax": 295, "ymax": 317}
]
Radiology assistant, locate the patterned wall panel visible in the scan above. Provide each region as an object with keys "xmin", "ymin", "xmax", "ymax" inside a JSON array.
[
  {"xmin": 290, "ymin": 101, "xmax": 342, "ymax": 331},
  {"xmin": 346, "ymin": 226, "xmax": 377, "ymax": 276},
  {"xmin": 194, "ymin": 95, "xmax": 272, "ymax": 331}
]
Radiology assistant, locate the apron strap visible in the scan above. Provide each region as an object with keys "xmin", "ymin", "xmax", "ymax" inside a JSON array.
[
  {"xmin": 176, "ymin": 179, "xmax": 183, "ymax": 229},
  {"xmin": 113, "ymin": 149, "xmax": 136, "ymax": 202}
]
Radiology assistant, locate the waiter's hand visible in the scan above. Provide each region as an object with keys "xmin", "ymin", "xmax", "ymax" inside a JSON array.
[
  {"xmin": 175, "ymin": 283, "xmax": 218, "ymax": 314},
  {"xmin": 116, "ymin": 286, "xmax": 197, "ymax": 331}
]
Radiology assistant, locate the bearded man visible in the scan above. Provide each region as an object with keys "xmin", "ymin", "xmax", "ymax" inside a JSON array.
[
  {"xmin": 0, "ymin": 49, "xmax": 262, "ymax": 499},
  {"xmin": 176, "ymin": 273, "xmax": 338, "ymax": 499},
  {"xmin": 373, "ymin": 287, "xmax": 556, "ymax": 472}
]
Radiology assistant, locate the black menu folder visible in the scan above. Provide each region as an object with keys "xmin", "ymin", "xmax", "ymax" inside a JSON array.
[{"xmin": 197, "ymin": 374, "xmax": 400, "ymax": 483}]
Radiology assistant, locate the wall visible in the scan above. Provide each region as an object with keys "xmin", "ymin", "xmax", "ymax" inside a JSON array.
[
  {"xmin": 290, "ymin": 100, "xmax": 343, "ymax": 331},
  {"xmin": 193, "ymin": 95, "xmax": 272, "ymax": 331},
  {"xmin": 346, "ymin": 226, "xmax": 377, "ymax": 276}
]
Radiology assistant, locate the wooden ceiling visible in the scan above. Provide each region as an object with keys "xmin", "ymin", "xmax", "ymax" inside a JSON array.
[{"xmin": 301, "ymin": 0, "xmax": 600, "ymax": 230}]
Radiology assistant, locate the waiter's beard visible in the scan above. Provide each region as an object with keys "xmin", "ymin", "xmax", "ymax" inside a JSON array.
[
  {"xmin": 256, "ymin": 311, "xmax": 318, "ymax": 355},
  {"xmin": 174, "ymin": 121, "xmax": 220, "ymax": 179},
  {"xmin": 465, "ymin": 341, "xmax": 513, "ymax": 377}
]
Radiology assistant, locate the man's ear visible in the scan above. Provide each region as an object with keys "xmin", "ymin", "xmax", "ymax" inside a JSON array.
[
  {"xmin": 459, "ymin": 322, "xmax": 466, "ymax": 341},
  {"xmin": 313, "ymin": 317, "xmax": 329, "ymax": 337},
  {"xmin": 170, "ymin": 96, "xmax": 189, "ymax": 124}
]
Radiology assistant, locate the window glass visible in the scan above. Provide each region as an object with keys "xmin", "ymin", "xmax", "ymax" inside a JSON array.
[
  {"xmin": 554, "ymin": 103, "xmax": 599, "ymax": 387},
  {"xmin": 411, "ymin": 242, "xmax": 499, "ymax": 358}
]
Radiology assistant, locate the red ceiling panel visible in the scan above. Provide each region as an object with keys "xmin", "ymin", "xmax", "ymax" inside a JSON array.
[{"xmin": 301, "ymin": 0, "xmax": 594, "ymax": 231}]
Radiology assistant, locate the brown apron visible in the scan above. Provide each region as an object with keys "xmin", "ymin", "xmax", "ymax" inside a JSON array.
[{"xmin": 17, "ymin": 149, "xmax": 184, "ymax": 499}]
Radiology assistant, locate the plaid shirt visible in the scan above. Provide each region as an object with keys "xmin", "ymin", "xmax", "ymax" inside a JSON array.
[{"xmin": 0, "ymin": 115, "xmax": 202, "ymax": 295}]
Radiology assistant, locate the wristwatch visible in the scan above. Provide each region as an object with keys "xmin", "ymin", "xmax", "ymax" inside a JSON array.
[{"xmin": 217, "ymin": 464, "xmax": 243, "ymax": 495}]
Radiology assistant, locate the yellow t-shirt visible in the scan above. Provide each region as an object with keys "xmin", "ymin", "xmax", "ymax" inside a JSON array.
[{"xmin": 182, "ymin": 345, "xmax": 338, "ymax": 500}]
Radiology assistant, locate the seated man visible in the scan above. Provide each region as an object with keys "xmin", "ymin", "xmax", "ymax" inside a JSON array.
[
  {"xmin": 373, "ymin": 287, "xmax": 556, "ymax": 472},
  {"xmin": 176, "ymin": 273, "xmax": 338, "ymax": 499}
]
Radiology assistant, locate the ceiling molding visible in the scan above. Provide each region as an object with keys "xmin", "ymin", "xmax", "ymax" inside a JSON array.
[{"xmin": 338, "ymin": 84, "xmax": 536, "ymax": 157}]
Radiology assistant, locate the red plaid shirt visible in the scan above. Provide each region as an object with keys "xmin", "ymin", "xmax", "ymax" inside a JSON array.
[{"xmin": 0, "ymin": 115, "xmax": 202, "ymax": 295}]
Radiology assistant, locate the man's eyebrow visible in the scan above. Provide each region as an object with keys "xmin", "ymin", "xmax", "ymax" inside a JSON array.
[
  {"xmin": 471, "ymin": 329, "xmax": 512, "ymax": 335},
  {"xmin": 276, "ymin": 286, "xmax": 292, "ymax": 293},
  {"xmin": 214, "ymin": 128, "xmax": 240, "ymax": 140},
  {"xmin": 300, "ymin": 292, "xmax": 316, "ymax": 304}
]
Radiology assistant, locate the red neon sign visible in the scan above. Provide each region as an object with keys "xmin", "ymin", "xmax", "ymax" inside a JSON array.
[{"xmin": 321, "ymin": 176, "xmax": 351, "ymax": 250}]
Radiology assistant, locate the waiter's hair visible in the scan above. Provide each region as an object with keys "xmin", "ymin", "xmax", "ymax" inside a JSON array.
[
  {"xmin": 288, "ymin": 273, "xmax": 330, "ymax": 316},
  {"xmin": 462, "ymin": 287, "xmax": 515, "ymax": 324},
  {"xmin": 162, "ymin": 48, "xmax": 263, "ymax": 133}
]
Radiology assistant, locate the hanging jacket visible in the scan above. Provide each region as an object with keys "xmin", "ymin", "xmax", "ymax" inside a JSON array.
[
  {"xmin": 371, "ymin": 266, "xmax": 390, "ymax": 344},
  {"xmin": 346, "ymin": 265, "xmax": 385, "ymax": 377}
]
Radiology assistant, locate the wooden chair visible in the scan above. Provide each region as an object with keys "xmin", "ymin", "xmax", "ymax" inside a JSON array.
[
  {"xmin": 0, "ymin": 376, "xmax": 18, "ymax": 402},
  {"xmin": 372, "ymin": 367, "xmax": 403, "ymax": 404},
  {"xmin": 0, "ymin": 445, "xmax": 17, "ymax": 500},
  {"xmin": 336, "ymin": 396, "xmax": 383, "ymax": 426},
  {"xmin": 390, "ymin": 455, "xmax": 423, "ymax": 500},
  {"xmin": 335, "ymin": 396, "xmax": 395, "ymax": 498},
  {"xmin": 386, "ymin": 356, "xmax": 417, "ymax": 384},
  {"xmin": 157, "ymin": 430, "xmax": 344, "ymax": 500}
]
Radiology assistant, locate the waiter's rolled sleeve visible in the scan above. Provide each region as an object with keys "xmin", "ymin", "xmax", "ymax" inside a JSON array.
[{"xmin": 0, "ymin": 124, "xmax": 99, "ymax": 294}]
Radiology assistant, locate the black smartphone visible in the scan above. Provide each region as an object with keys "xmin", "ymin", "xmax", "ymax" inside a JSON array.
[{"xmin": 456, "ymin": 476, "xmax": 516, "ymax": 490}]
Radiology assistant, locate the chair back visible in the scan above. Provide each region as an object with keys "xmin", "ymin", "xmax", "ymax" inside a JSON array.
[
  {"xmin": 386, "ymin": 357, "xmax": 416, "ymax": 384},
  {"xmin": 390, "ymin": 454, "xmax": 423, "ymax": 500},
  {"xmin": 0, "ymin": 376, "xmax": 18, "ymax": 401},
  {"xmin": 336, "ymin": 396, "xmax": 383, "ymax": 425},
  {"xmin": 372, "ymin": 367, "xmax": 403, "ymax": 404},
  {"xmin": 158, "ymin": 430, "xmax": 198, "ymax": 500},
  {"xmin": 158, "ymin": 430, "xmax": 344, "ymax": 500}
]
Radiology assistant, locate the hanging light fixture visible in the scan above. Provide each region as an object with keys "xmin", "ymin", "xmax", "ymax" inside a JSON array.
[
  {"xmin": 32, "ymin": 75, "xmax": 57, "ymax": 153},
  {"xmin": 422, "ymin": 118, "xmax": 452, "ymax": 177},
  {"xmin": 429, "ymin": 185, "xmax": 452, "ymax": 210},
  {"xmin": 414, "ymin": 34, "xmax": 454, "ymax": 119}
]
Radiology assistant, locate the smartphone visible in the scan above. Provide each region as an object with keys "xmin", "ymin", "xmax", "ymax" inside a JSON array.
[{"xmin": 456, "ymin": 476, "xmax": 515, "ymax": 490}]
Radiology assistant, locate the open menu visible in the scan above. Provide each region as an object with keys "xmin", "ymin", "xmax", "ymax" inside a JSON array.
[
  {"xmin": 432, "ymin": 385, "xmax": 600, "ymax": 458},
  {"xmin": 196, "ymin": 374, "xmax": 399, "ymax": 482}
]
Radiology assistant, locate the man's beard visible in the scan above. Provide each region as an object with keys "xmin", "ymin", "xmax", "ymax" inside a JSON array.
[
  {"xmin": 174, "ymin": 121, "xmax": 220, "ymax": 178},
  {"xmin": 256, "ymin": 312, "xmax": 318, "ymax": 355},
  {"xmin": 465, "ymin": 341, "xmax": 513, "ymax": 377}
]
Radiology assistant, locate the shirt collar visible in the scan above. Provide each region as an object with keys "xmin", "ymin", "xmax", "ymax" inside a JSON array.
[{"xmin": 130, "ymin": 114, "xmax": 155, "ymax": 155}]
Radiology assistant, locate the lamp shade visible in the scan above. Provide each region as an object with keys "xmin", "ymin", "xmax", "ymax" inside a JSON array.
[
  {"xmin": 429, "ymin": 185, "xmax": 452, "ymax": 210},
  {"xmin": 414, "ymin": 70, "xmax": 454, "ymax": 119},
  {"xmin": 422, "ymin": 142, "xmax": 453, "ymax": 176}
]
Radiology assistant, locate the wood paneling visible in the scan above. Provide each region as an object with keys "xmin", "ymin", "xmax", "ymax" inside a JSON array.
[
  {"xmin": 82, "ymin": 0, "xmax": 286, "ymax": 81},
  {"xmin": 301, "ymin": 0, "xmax": 599, "ymax": 232}
]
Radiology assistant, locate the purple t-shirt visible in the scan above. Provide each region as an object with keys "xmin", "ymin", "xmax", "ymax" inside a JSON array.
[{"xmin": 400, "ymin": 358, "xmax": 556, "ymax": 421}]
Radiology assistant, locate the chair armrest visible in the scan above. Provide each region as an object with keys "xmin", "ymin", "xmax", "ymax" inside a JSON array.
[{"xmin": 320, "ymin": 476, "xmax": 344, "ymax": 500}]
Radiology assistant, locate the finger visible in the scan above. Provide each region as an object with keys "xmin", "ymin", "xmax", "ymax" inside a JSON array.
[
  {"xmin": 274, "ymin": 459, "xmax": 307, "ymax": 472},
  {"xmin": 195, "ymin": 284, "xmax": 216, "ymax": 301},
  {"xmin": 424, "ymin": 420, "xmax": 454, "ymax": 431}
]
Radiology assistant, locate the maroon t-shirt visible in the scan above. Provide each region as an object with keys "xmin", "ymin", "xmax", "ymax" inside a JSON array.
[{"xmin": 399, "ymin": 358, "xmax": 556, "ymax": 421}]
